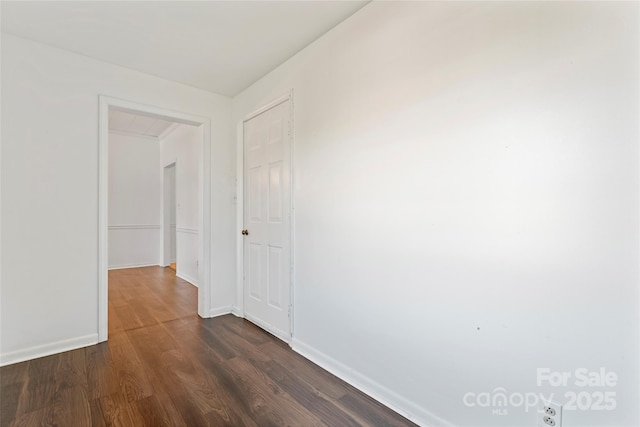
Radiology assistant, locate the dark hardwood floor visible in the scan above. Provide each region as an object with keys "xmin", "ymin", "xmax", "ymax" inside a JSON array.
[{"xmin": 1, "ymin": 266, "xmax": 416, "ymax": 426}]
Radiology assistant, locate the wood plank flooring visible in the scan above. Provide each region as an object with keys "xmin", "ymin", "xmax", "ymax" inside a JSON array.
[{"xmin": 1, "ymin": 266, "xmax": 416, "ymax": 426}]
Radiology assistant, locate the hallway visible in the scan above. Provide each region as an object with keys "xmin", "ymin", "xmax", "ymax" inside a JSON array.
[{"xmin": 1, "ymin": 267, "xmax": 415, "ymax": 426}]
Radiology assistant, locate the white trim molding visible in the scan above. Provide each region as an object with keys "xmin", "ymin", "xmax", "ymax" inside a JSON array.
[
  {"xmin": 176, "ymin": 272, "xmax": 199, "ymax": 287},
  {"xmin": 176, "ymin": 227, "xmax": 199, "ymax": 235},
  {"xmin": 244, "ymin": 92, "xmax": 291, "ymax": 122},
  {"xmin": 291, "ymin": 339, "xmax": 454, "ymax": 427},
  {"xmin": 209, "ymin": 306, "xmax": 234, "ymax": 318},
  {"xmin": 108, "ymin": 128, "xmax": 159, "ymax": 141},
  {"xmin": 98, "ymin": 95, "xmax": 213, "ymax": 343},
  {"xmin": 287, "ymin": 90, "xmax": 296, "ymax": 339},
  {"xmin": 0, "ymin": 333, "xmax": 99, "ymax": 367},
  {"xmin": 108, "ymin": 263, "xmax": 159, "ymax": 271},
  {"xmin": 108, "ymin": 224, "xmax": 161, "ymax": 230},
  {"xmin": 235, "ymin": 120, "xmax": 244, "ymax": 316},
  {"xmin": 158, "ymin": 122, "xmax": 180, "ymax": 140}
]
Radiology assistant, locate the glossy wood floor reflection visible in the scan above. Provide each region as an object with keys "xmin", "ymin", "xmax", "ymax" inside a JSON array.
[{"xmin": 1, "ymin": 267, "xmax": 416, "ymax": 426}]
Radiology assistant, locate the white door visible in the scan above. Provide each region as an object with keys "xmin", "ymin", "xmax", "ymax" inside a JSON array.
[{"xmin": 243, "ymin": 99, "xmax": 291, "ymax": 341}]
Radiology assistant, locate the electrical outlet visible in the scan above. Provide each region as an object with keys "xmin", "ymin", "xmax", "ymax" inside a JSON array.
[{"xmin": 538, "ymin": 400, "xmax": 562, "ymax": 427}]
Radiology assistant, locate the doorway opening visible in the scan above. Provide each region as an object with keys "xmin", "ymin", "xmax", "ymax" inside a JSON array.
[
  {"xmin": 163, "ymin": 163, "xmax": 177, "ymax": 272},
  {"xmin": 98, "ymin": 96, "xmax": 212, "ymax": 342}
]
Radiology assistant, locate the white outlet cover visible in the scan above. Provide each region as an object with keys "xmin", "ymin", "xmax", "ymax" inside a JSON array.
[{"xmin": 538, "ymin": 400, "xmax": 562, "ymax": 427}]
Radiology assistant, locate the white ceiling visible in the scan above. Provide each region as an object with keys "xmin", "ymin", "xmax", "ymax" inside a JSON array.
[
  {"xmin": 0, "ymin": 1, "xmax": 368, "ymax": 97},
  {"xmin": 109, "ymin": 109, "xmax": 178, "ymax": 139}
]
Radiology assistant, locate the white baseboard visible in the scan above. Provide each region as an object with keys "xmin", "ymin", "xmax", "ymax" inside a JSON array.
[
  {"xmin": 209, "ymin": 306, "xmax": 233, "ymax": 318},
  {"xmin": 230, "ymin": 307, "xmax": 243, "ymax": 317},
  {"xmin": 108, "ymin": 263, "xmax": 159, "ymax": 270},
  {"xmin": 291, "ymin": 338, "xmax": 454, "ymax": 427},
  {"xmin": 176, "ymin": 272, "xmax": 199, "ymax": 287},
  {"xmin": 0, "ymin": 333, "xmax": 99, "ymax": 367}
]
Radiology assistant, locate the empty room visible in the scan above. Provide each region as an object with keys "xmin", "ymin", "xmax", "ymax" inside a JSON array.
[{"xmin": 1, "ymin": 1, "xmax": 638, "ymax": 426}]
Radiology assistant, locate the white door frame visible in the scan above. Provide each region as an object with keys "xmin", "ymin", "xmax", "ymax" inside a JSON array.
[
  {"xmin": 98, "ymin": 95, "xmax": 212, "ymax": 342},
  {"xmin": 236, "ymin": 91, "xmax": 295, "ymax": 341},
  {"xmin": 162, "ymin": 162, "xmax": 177, "ymax": 267}
]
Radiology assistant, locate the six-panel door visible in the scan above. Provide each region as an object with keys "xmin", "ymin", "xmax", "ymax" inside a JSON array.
[{"xmin": 243, "ymin": 100, "xmax": 291, "ymax": 341}]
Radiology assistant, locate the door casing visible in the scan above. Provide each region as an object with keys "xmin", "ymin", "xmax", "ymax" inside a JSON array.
[
  {"xmin": 98, "ymin": 95, "xmax": 212, "ymax": 342},
  {"xmin": 162, "ymin": 162, "xmax": 177, "ymax": 267}
]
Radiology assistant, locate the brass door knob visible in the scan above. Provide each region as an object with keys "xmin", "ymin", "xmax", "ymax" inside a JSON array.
[{"xmin": 241, "ymin": 229, "xmax": 248, "ymax": 236}]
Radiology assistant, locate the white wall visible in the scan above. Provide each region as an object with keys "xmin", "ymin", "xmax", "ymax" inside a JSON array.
[
  {"xmin": 108, "ymin": 132, "xmax": 162, "ymax": 269},
  {"xmin": 232, "ymin": 2, "xmax": 639, "ymax": 426},
  {"xmin": 0, "ymin": 34, "xmax": 235, "ymax": 365},
  {"xmin": 161, "ymin": 124, "xmax": 202, "ymax": 286}
]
